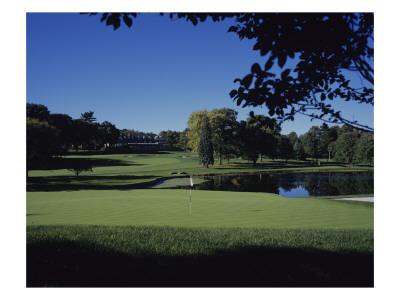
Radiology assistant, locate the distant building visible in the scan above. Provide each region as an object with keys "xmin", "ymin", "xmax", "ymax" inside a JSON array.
[{"xmin": 116, "ymin": 132, "xmax": 171, "ymax": 151}]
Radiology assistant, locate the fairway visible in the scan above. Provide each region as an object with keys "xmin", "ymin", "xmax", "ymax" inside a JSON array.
[{"xmin": 27, "ymin": 189, "xmax": 373, "ymax": 229}]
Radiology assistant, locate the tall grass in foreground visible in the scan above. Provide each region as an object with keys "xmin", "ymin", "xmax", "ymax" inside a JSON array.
[{"xmin": 27, "ymin": 225, "xmax": 373, "ymax": 287}]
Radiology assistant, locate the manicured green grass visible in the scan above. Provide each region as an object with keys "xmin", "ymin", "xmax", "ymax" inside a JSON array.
[
  {"xmin": 27, "ymin": 189, "xmax": 373, "ymax": 229},
  {"xmin": 27, "ymin": 225, "xmax": 373, "ymax": 287}
]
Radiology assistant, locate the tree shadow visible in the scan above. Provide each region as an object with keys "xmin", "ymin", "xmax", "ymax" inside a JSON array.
[
  {"xmin": 26, "ymin": 175, "xmax": 159, "ymax": 192},
  {"xmin": 227, "ymin": 160, "xmax": 353, "ymax": 170},
  {"xmin": 27, "ymin": 239, "xmax": 373, "ymax": 287},
  {"xmin": 29, "ymin": 157, "xmax": 146, "ymax": 171}
]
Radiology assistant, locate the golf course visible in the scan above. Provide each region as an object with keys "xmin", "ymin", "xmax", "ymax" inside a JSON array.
[{"xmin": 26, "ymin": 151, "xmax": 374, "ymax": 287}]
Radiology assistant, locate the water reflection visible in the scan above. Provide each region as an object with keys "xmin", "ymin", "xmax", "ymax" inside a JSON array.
[{"xmin": 167, "ymin": 172, "xmax": 373, "ymax": 197}]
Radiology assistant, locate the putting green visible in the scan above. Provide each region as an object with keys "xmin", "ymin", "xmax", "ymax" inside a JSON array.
[{"xmin": 26, "ymin": 189, "xmax": 373, "ymax": 229}]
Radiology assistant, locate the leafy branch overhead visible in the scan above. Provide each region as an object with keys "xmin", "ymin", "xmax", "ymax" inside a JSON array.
[{"xmin": 85, "ymin": 13, "xmax": 374, "ymax": 132}]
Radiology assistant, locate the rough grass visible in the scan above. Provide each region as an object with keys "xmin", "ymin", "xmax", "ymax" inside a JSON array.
[{"xmin": 26, "ymin": 225, "xmax": 373, "ymax": 287}]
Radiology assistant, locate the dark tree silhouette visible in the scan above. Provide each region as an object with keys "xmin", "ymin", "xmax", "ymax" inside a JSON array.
[
  {"xmin": 84, "ymin": 12, "xmax": 373, "ymax": 132},
  {"xmin": 81, "ymin": 111, "xmax": 97, "ymax": 123},
  {"xmin": 27, "ymin": 103, "xmax": 51, "ymax": 122},
  {"xmin": 198, "ymin": 115, "xmax": 214, "ymax": 168},
  {"xmin": 66, "ymin": 159, "xmax": 93, "ymax": 177}
]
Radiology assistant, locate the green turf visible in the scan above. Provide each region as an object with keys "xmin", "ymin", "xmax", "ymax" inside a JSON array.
[{"xmin": 27, "ymin": 189, "xmax": 373, "ymax": 229}]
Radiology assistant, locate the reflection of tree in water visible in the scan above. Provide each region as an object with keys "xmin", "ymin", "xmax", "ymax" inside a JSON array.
[
  {"xmin": 195, "ymin": 174, "xmax": 280, "ymax": 194},
  {"xmin": 277, "ymin": 173, "xmax": 302, "ymax": 192},
  {"xmin": 303, "ymin": 173, "xmax": 340, "ymax": 196},
  {"xmin": 191, "ymin": 172, "xmax": 373, "ymax": 196},
  {"xmin": 303, "ymin": 172, "xmax": 373, "ymax": 196},
  {"xmin": 330, "ymin": 173, "xmax": 374, "ymax": 195}
]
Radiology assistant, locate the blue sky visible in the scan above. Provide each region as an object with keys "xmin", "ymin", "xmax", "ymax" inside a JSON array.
[{"xmin": 26, "ymin": 12, "xmax": 374, "ymax": 135}]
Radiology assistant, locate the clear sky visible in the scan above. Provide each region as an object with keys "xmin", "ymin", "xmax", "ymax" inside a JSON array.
[{"xmin": 26, "ymin": 12, "xmax": 374, "ymax": 135}]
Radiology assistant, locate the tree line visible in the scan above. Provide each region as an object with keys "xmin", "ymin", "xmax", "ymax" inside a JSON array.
[
  {"xmin": 26, "ymin": 103, "xmax": 373, "ymax": 172},
  {"xmin": 182, "ymin": 108, "xmax": 373, "ymax": 167},
  {"xmin": 27, "ymin": 103, "xmax": 119, "ymax": 170}
]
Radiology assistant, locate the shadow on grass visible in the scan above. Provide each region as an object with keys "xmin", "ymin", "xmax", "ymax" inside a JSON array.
[
  {"xmin": 26, "ymin": 175, "xmax": 158, "ymax": 192},
  {"xmin": 26, "ymin": 239, "xmax": 373, "ymax": 287},
  {"xmin": 227, "ymin": 160, "xmax": 352, "ymax": 169},
  {"xmin": 30, "ymin": 157, "xmax": 146, "ymax": 171}
]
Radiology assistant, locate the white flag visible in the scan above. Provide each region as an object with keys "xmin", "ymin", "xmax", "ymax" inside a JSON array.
[{"xmin": 190, "ymin": 176, "xmax": 194, "ymax": 187}]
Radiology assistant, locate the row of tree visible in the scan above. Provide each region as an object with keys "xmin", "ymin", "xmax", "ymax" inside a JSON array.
[
  {"xmin": 297, "ymin": 124, "xmax": 374, "ymax": 165},
  {"xmin": 27, "ymin": 103, "xmax": 373, "ymax": 170},
  {"xmin": 27, "ymin": 103, "xmax": 120, "ymax": 169},
  {"xmin": 183, "ymin": 108, "xmax": 373, "ymax": 167}
]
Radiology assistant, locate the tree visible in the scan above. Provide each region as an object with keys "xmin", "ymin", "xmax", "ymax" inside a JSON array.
[
  {"xmin": 48, "ymin": 113, "xmax": 74, "ymax": 155},
  {"xmin": 327, "ymin": 141, "xmax": 335, "ymax": 162},
  {"xmin": 354, "ymin": 133, "xmax": 374, "ymax": 165},
  {"xmin": 27, "ymin": 118, "xmax": 60, "ymax": 170},
  {"xmin": 66, "ymin": 159, "xmax": 93, "ymax": 177},
  {"xmin": 234, "ymin": 115, "xmax": 278, "ymax": 166},
  {"xmin": 26, "ymin": 103, "xmax": 50, "ymax": 121},
  {"xmin": 70, "ymin": 119, "xmax": 87, "ymax": 152},
  {"xmin": 287, "ymin": 131, "xmax": 298, "ymax": 148},
  {"xmin": 88, "ymin": 13, "xmax": 373, "ymax": 132},
  {"xmin": 198, "ymin": 115, "xmax": 214, "ymax": 168},
  {"xmin": 333, "ymin": 132, "xmax": 360, "ymax": 164},
  {"xmin": 159, "ymin": 130, "xmax": 181, "ymax": 147},
  {"xmin": 178, "ymin": 128, "xmax": 191, "ymax": 151},
  {"xmin": 79, "ymin": 111, "xmax": 100, "ymax": 150},
  {"xmin": 98, "ymin": 121, "xmax": 120, "ymax": 148},
  {"xmin": 187, "ymin": 110, "xmax": 208, "ymax": 152},
  {"xmin": 293, "ymin": 138, "xmax": 307, "ymax": 160},
  {"xmin": 80, "ymin": 111, "xmax": 97, "ymax": 123},
  {"xmin": 208, "ymin": 108, "xmax": 239, "ymax": 165},
  {"xmin": 236, "ymin": 120, "xmax": 259, "ymax": 166},
  {"xmin": 302, "ymin": 126, "xmax": 322, "ymax": 160},
  {"xmin": 318, "ymin": 123, "xmax": 339, "ymax": 160},
  {"xmin": 246, "ymin": 115, "xmax": 280, "ymax": 161},
  {"xmin": 338, "ymin": 124, "xmax": 356, "ymax": 136},
  {"xmin": 277, "ymin": 135, "xmax": 294, "ymax": 161}
]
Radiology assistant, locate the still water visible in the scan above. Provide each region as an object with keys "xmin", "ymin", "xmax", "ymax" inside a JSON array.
[{"xmin": 152, "ymin": 172, "xmax": 374, "ymax": 197}]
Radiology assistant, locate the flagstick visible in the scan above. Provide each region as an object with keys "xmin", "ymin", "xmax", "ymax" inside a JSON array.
[{"xmin": 189, "ymin": 175, "xmax": 193, "ymax": 214}]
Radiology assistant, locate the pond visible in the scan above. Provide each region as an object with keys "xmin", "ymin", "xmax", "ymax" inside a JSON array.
[{"xmin": 151, "ymin": 171, "xmax": 374, "ymax": 197}]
